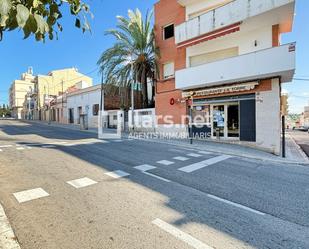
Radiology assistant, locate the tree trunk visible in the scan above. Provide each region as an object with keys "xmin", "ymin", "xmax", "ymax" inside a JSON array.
[{"xmin": 141, "ymin": 69, "xmax": 148, "ymax": 108}]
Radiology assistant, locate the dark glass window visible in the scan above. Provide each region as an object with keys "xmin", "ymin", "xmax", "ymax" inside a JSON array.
[
  {"xmin": 163, "ymin": 24, "xmax": 174, "ymax": 40},
  {"xmin": 93, "ymin": 104, "xmax": 99, "ymax": 116}
]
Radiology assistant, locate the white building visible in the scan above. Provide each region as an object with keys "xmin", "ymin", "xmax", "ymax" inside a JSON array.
[{"xmin": 67, "ymin": 85, "xmax": 102, "ymax": 128}]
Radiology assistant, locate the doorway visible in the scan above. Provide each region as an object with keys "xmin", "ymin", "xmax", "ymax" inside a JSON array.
[
  {"xmin": 69, "ymin": 108, "xmax": 74, "ymax": 124},
  {"xmin": 211, "ymin": 102, "xmax": 239, "ymax": 139}
]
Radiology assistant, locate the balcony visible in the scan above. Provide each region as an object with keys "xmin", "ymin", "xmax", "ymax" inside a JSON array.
[
  {"xmin": 175, "ymin": 0, "xmax": 295, "ymax": 45},
  {"xmin": 175, "ymin": 43, "xmax": 296, "ymax": 90}
]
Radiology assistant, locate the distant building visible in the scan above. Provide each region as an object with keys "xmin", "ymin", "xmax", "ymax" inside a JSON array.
[
  {"xmin": 281, "ymin": 93, "xmax": 289, "ymax": 116},
  {"xmin": 9, "ymin": 68, "xmax": 35, "ymax": 119},
  {"xmin": 304, "ymin": 106, "xmax": 309, "ymax": 126},
  {"xmin": 23, "ymin": 68, "xmax": 93, "ymax": 121}
]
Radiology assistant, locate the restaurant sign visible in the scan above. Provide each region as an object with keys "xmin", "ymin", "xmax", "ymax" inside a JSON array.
[{"xmin": 182, "ymin": 82, "xmax": 259, "ymax": 98}]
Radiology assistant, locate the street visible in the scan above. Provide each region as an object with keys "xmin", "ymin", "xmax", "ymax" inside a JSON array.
[
  {"xmin": 0, "ymin": 119, "xmax": 309, "ymax": 249},
  {"xmin": 289, "ymin": 130, "xmax": 309, "ymax": 157}
]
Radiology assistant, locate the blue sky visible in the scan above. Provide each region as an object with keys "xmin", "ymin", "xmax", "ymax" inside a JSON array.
[{"xmin": 0, "ymin": 0, "xmax": 308, "ymax": 113}]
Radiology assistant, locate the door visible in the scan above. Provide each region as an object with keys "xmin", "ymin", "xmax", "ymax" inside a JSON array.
[
  {"xmin": 227, "ymin": 104, "xmax": 239, "ymax": 138},
  {"xmin": 240, "ymin": 99, "xmax": 256, "ymax": 141},
  {"xmin": 77, "ymin": 106, "xmax": 82, "ymax": 124},
  {"xmin": 69, "ymin": 108, "xmax": 74, "ymax": 124},
  {"xmin": 212, "ymin": 105, "xmax": 225, "ymax": 137}
]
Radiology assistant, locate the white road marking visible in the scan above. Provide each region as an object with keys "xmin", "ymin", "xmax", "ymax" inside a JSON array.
[
  {"xmin": 62, "ymin": 144, "xmax": 75, "ymax": 147},
  {"xmin": 0, "ymin": 145, "xmax": 13, "ymax": 148},
  {"xmin": 0, "ymin": 149, "xmax": 2, "ymax": 152},
  {"xmin": 187, "ymin": 153, "xmax": 203, "ymax": 158},
  {"xmin": 67, "ymin": 177, "xmax": 98, "ymax": 189},
  {"xmin": 197, "ymin": 151, "xmax": 212, "ymax": 155},
  {"xmin": 173, "ymin": 156, "xmax": 190, "ymax": 161},
  {"xmin": 207, "ymin": 194, "xmax": 265, "ymax": 216},
  {"xmin": 113, "ymin": 140, "xmax": 123, "ymax": 142},
  {"xmin": 105, "ymin": 170, "xmax": 130, "ymax": 179},
  {"xmin": 13, "ymin": 188, "xmax": 49, "ymax": 203},
  {"xmin": 179, "ymin": 155, "xmax": 233, "ymax": 173},
  {"xmin": 152, "ymin": 218, "xmax": 213, "ymax": 249},
  {"xmin": 143, "ymin": 172, "xmax": 171, "ymax": 182},
  {"xmin": 157, "ymin": 160, "xmax": 174, "ymax": 166},
  {"xmin": 0, "ymin": 204, "xmax": 21, "ymax": 249},
  {"xmin": 134, "ymin": 164, "xmax": 157, "ymax": 172},
  {"xmin": 169, "ymin": 149, "xmax": 184, "ymax": 153},
  {"xmin": 42, "ymin": 145, "xmax": 56, "ymax": 148},
  {"xmin": 16, "ymin": 147, "xmax": 25, "ymax": 150}
]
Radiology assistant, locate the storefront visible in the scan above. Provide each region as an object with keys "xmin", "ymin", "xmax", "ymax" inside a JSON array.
[
  {"xmin": 184, "ymin": 81, "xmax": 260, "ymax": 142},
  {"xmin": 190, "ymin": 94, "xmax": 256, "ymax": 142}
]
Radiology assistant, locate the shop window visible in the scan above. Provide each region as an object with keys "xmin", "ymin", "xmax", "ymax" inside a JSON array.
[
  {"xmin": 163, "ymin": 62, "xmax": 174, "ymax": 80},
  {"xmin": 163, "ymin": 24, "xmax": 174, "ymax": 40},
  {"xmin": 93, "ymin": 104, "xmax": 99, "ymax": 116}
]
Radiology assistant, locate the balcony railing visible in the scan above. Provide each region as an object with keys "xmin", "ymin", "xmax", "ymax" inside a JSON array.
[
  {"xmin": 175, "ymin": 0, "xmax": 294, "ymax": 44},
  {"xmin": 175, "ymin": 43, "xmax": 296, "ymax": 90}
]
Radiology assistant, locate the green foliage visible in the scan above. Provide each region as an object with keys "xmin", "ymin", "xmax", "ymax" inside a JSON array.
[
  {"xmin": 0, "ymin": 0, "xmax": 92, "ymax": 41},
  {"xmin": 97, "ymin": 9, "xmax": 159, "ymax": 108},
  {"xmin": 0, "ymin": 104, "xmax": 11, "ymax": 117}
]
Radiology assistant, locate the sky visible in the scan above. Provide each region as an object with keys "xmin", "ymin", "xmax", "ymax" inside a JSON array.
[{"xmin": 0, "ymin": 0, "xmax": 308, "ymax": 114}]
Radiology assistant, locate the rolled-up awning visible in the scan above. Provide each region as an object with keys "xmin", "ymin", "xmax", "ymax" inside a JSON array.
[{"xmin": 177, "ymin": 22, "xmax": 241, "ymax": 49}]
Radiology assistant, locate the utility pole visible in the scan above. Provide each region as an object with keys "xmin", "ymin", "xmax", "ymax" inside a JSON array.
[
  {"xmin": 282, "ymin": 115, "xmax": 286, "ymax": 158},
  {"xmin": 131, "ymin": 62, "xmax": 135, "ymax": 131}
]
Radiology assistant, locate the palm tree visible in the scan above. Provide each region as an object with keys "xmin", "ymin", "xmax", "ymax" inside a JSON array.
[{"xmin": 97, "ymin": 9, "xmax": 159, "ymax": 108}]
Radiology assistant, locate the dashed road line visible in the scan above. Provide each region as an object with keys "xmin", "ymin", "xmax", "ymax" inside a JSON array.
[
  {"xmin": 179, "ymin": 155, "xmax": 233, "ymax": 173},
  {"xmin": 173, "ymin": 156, "xmax": 190, "ymax": 161},
  {"xmin": 187, "ymin": 153, "xmax": 203, "ymax": 158},
  {"xmin": 134, "ymin": 164, "xmax": 157, "ymax": 172},
  {"xmin": 67, "ymin": 177, "xmax": 98, "ymax": 189},
  {"xmin": 16, "ymin": 147, "xmax": 25, "ymax": 150},
  {"xmin": 152, "ymin": 218, "xmax": 213, "ymax": 249},
  {"xmin": 105, "ymin": 170, "xmax": 130, "ymax": 179},
  {"xmin": 157, "ymin": 160, "xmax": 174, "ymax": 166},
  {"xmin": 0, "ymin": 204, "xmax": 21, "ymax": 249},
  {"xmin": 13, "ymin": 188, "xmax": 49, "ymax": 203},
  {"xmin": 0, "ymin": 145, "xmax": 13, "ymax": 148},
  {"xmin": 207, "ymin": 194, "xmax": 265, "ymax": 216},
  {"xmin": 143, "ymin": 172, "xmax": 171, "ymax": 182},
  {"xmin": 197, "ymin": 151, "xmax": 212, "ymax": 155},
  {"xmin": 0, "ymin": 149, "xmax": 2, "ymax": 152}
]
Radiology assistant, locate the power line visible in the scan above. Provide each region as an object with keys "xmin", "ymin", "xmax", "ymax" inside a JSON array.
[{"xmin": 293, "ymin": 78, "xmax": 309, "ymax": 81}]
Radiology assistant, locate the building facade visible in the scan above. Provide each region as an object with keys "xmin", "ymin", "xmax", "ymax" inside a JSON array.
[
  {"xmin": 24, "ymin": 68, "xmax": 92, "ymax": 121},
  {"xmin": 9, "ymin": 68, "xmax": 35, "ymax": 119},
  {"xmin": 154, "ymin": 0, "xmax": 296, "ymax": 154}
]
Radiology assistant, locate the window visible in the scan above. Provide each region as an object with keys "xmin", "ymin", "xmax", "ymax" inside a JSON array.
[
  {"xmin": 189, "ymin": 47, "xmax": 239, "ymax": 67},
  {"xmin": 163, "ymin": 62, "xmax": 175, "ymax": 79},
  {"xmin": 93, "ymin": 104, "xmax": 99, "ymax": 116},
  {"xmin": 163, "ymin": 24, "xmax": 174, "ymax": 40}
]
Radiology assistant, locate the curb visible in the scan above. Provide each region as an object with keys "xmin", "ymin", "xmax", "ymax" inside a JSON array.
[{"xmin": 0, "ymin": 203, "xmax": 21, "ymax": 249}]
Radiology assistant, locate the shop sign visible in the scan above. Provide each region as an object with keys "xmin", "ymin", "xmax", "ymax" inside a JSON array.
[{"xmin": 182, "ymin": 82, "xmax": 259, "ymax": 98}]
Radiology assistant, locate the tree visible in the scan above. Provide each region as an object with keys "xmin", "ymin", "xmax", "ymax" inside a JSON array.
[
  {"xmin": 0, "ymin": 0, "xmax": 92, "ymax": 41},
  {"xmin": 97, "ymin": 9, "xmax": 159, "ymax": 108}
]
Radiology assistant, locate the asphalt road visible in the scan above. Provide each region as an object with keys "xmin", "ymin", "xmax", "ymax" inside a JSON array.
[
  {"xmin": 0, "ymin": 120, "xmax": 309, "ymax": 249},
  {"xmin": 289, "ymin": 130, "xmax": 309, "ymax": 157}
]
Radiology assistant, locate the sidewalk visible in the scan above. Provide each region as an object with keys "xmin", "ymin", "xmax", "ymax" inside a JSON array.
[
  {"xmin": 286, "ymin": 132, "xmax": 309, "ymax": 163},
  {"xmin": 22, "ymin": 120, "xmax": 309, "ymax": 165},
  {"xmin": 0, "ymin": 203, "xmax": 21, "ymax": 249}
]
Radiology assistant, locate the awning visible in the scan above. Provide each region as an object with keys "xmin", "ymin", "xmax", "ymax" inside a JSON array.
[{"xmin": 177, "ymin": 22, "xmax": 241, "ymax": 49}]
